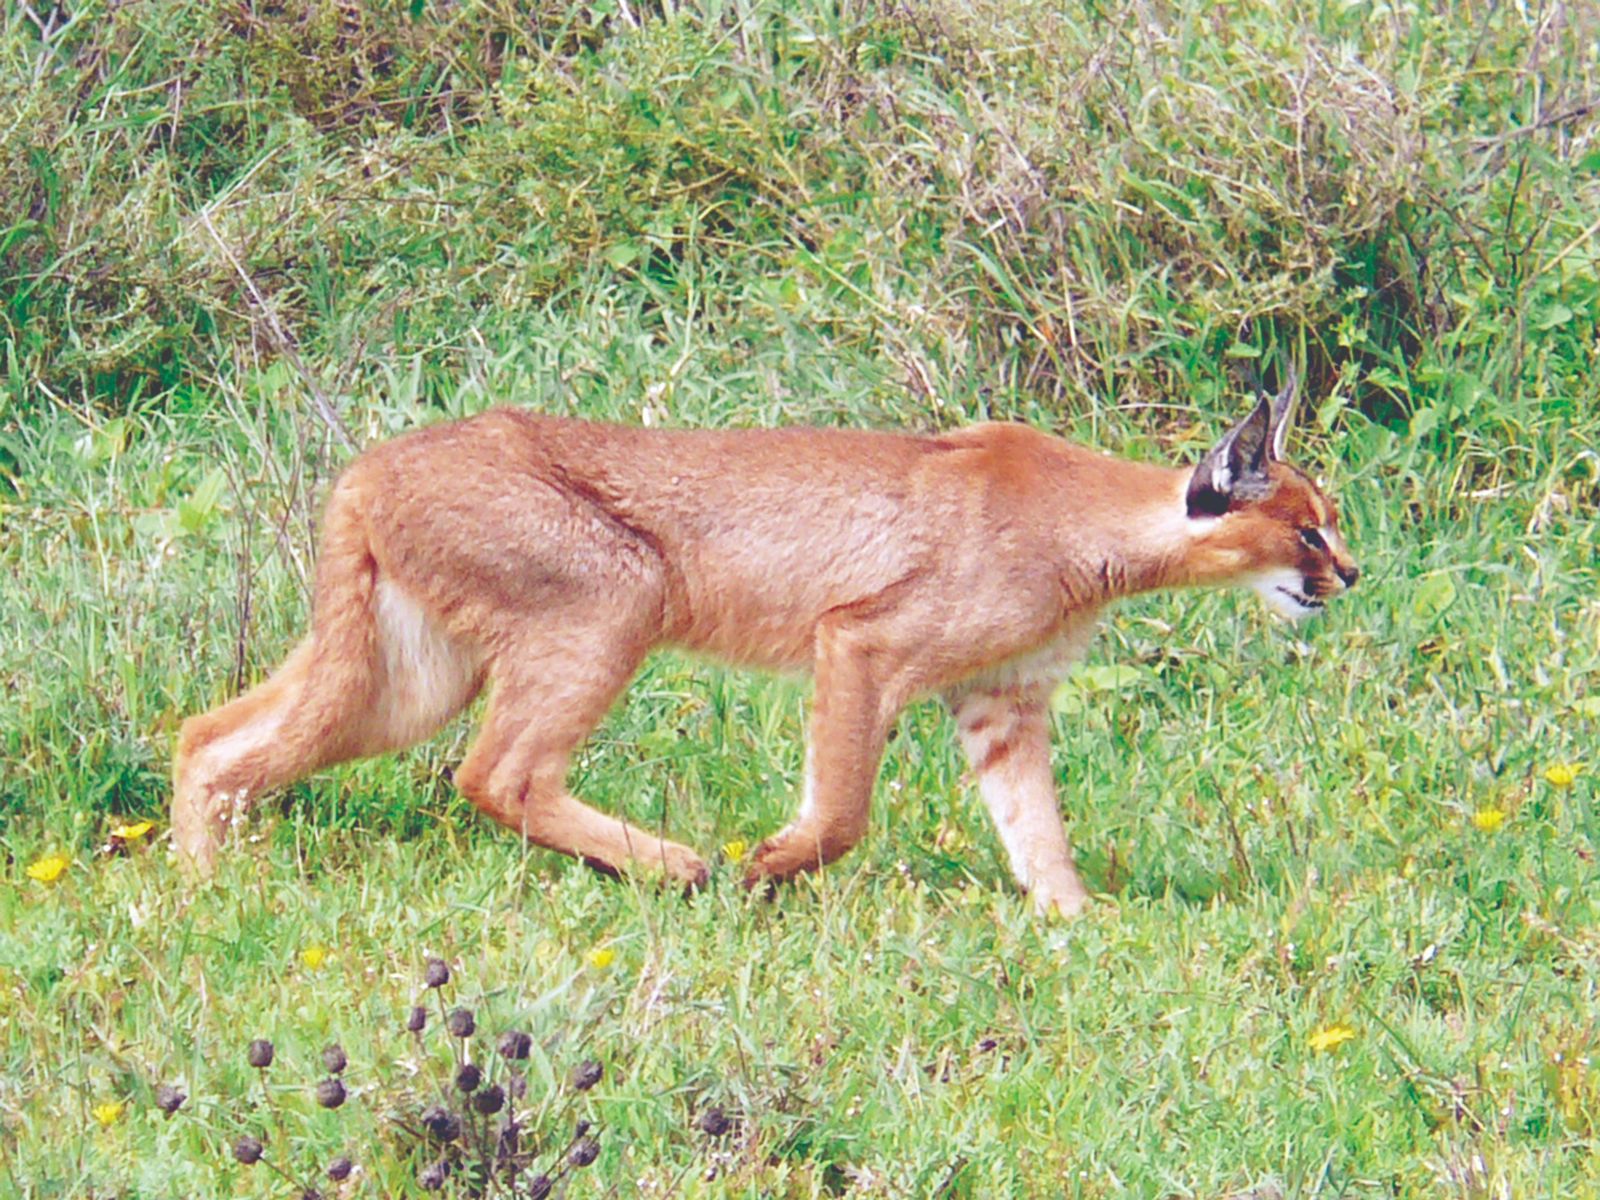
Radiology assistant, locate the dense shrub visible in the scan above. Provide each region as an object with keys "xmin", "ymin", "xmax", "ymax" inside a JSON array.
[{"xmin": 1, "ymin": 1, "xmax": 1594, "ymax": 432}]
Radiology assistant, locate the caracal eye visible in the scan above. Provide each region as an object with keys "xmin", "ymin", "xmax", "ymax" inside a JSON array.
[{"xmin": 1299, "ymin": 527, "xmax": 1327, "ymax": 552}]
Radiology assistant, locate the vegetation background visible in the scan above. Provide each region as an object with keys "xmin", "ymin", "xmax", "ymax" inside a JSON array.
[{"xmin": 1, "ymin": 0, "xmax": 1597, "ymax": 1195}]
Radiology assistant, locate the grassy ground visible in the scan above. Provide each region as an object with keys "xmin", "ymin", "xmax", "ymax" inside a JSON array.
[{"xmin": 3, "ymin": 1, "xmax": 1599, "ymax": 1196}]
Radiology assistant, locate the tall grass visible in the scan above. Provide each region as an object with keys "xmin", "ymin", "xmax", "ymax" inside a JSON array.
[{"xmin": 4, "ymin": 0, "xmax": 1595, "ymax": 424}]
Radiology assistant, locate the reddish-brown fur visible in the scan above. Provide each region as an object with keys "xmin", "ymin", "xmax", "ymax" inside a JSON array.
[{"xmin": 173, "ymin": 386, "xmax": 1356, "ymax": 915}]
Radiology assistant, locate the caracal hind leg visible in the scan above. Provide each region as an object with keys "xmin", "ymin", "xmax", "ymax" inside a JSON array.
[
  {"xmin": 173, "ymin": 640, "xmax": 320, "ymax": 872},
  {"xmin": 743, "ymin": 621, "xmax": 900, "ymax": 888},
  {"xmin": 173, "ymin": 484, "xmax": 387, "ymax": 873},
  {"xmin": 455, "ymin": 630, "xmax": 709, "ymax": 888},
  {"xmin": 173, "ymin": 578, "xmax": 481, "ymax": 873},
  {"xmin": 951, "ymin": 688, "xmax": 1088, "ymax": 917}
]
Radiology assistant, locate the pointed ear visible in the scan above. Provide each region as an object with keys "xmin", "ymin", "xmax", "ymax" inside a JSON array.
[
  {"xmin": 1268, "ymin": 366, "xmax": 1298, "ymax": 461},
  {"xmin": 1186, "ymin": 395, "xmax": 1273, "ymax": 518}
]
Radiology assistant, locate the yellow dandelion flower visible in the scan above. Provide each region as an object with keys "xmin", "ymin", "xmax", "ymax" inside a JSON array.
[
  {"xmin": 1543, "ymin": 763, "xmax": 1581, "ymax": 788},
  {"xmin": 1471, "ymin": 807, "xmax": 1508, "ymax": 834},
  {"xmin": 1308, "ymin": 1024, "xmax": 1357, "ymax": 1053},
  {"xmin": 109, "ymin": 820, "xmax": 155, "ymax": 841},
  {"xmin": 721, "ymin": 839, "xmax": 748, "ymax": 863},
  {"xmin": 300, "ymin": 943, "xmax": 331, "ymax": 970},
  {"xmin": 26, "ymin": 853, "xmax": 70, "ymax": 884},
  {"xmin": 585, "ymin": 947, "xmax": 616, "ymax": 971},
  {"xmin": 91, "ymin": 1100, "xmax": 125, "ymax": 1127}
]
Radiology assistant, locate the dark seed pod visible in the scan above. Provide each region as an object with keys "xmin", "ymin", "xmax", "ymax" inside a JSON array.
[
  {"xmin": 445, "ymin": 1007, "xmax": 475, "ymax": 1038},
  {"xmin": 418, "ymin": 1160, "xmax": 449, "ymax": 1191},
  {"xmin": 321, "ymin": 1044, "xmax": 347, "ymax": 1074},
  {"xmin": 300, "ymin": 1190, "xmax": 322, "ymax": 1200},
  {"xmin": 454, "ymin": 1062, "xmax": 481, "ymax": 1093},
  {"xmin": 423, "ymin": 958, "xmax": 451, "ymax": 989},
  {"xmin": 696, "ymin": 1105, "xmax": 731, "ymax": 1137},
  {"xmin": 495, "ymin": 1117, "xmax": 520, "ymax": 1160},
  {"xmin": 574, "ymin": 1119, "xmax": 591, "ymax": 1138},
  {"xmin": 421, "ymin": 1104, "xmax": 461, "ymax": 1143},
  {"xmin": 247, "ymin": 1039, "xmax": 275, "ymax": 1069},
  {"xmin": 526, "ymin": 1173, "xmax": 552, "ymax": 1200},
  {"xmin": 568, "ymin": 1135, "xmax": 600, "ymax": 1167},
  {"xmin": 569, "ymin": 1059, "xmax": 603, "ymax": 1092},
  {"xmin": 154, "ymin": 1083, "xmax": 186, "ymax": 1116},
  {"xmin": 233, "ymin": 1134, "xmax": 265, "ymax": 1164},
  {"xmin": 497, "ymin": 1030, "xmax": 532, "ymax": 1060},
  {"xmin": 326, "ymin": 1156, "xmax": 354, "ymax": 1181},
  {"xmin": 406, "ymin": 1005, "xmax": 428, "ymax": 1033},
  {"xmin": 472, "ymin": 1083, "xmax": 505, "ymax": 1115},
  {"xmin": 315, "ymin": 1077, "xmax": 347, "ymax": 1109}
]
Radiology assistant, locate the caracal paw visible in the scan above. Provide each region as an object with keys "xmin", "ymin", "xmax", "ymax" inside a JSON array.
[{"xmin": 1031, "ymin": 879, "xmax": 1091, "ymax": 920}]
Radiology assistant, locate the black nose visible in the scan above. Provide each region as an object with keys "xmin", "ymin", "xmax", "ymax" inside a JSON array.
[{"xmin": 1337, "ymin": 562, "xmax": 1360, "ymax": 588}]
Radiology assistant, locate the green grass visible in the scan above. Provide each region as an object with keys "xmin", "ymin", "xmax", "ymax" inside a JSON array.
[{"xmin": 3, "ymin": 0, "xmax": 1599, "ymax": 1196}]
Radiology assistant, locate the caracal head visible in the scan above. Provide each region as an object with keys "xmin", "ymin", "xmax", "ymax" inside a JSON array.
[{"xmin": 1183, "ymin": 368, "xmax": 1360, "ymax": 622}]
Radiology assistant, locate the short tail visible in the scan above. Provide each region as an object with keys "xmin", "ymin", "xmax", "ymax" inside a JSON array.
[{"xmin": 297, "ymin": 478, "xmax": 381, "ymax": 754}]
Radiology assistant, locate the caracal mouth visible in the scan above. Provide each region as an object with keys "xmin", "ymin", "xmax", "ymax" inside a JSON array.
[
  {"xmin": 1275, "ymin": 585, "xmax": 1325, "ymax": 613},
  {"xmin": 1252, "ymin": 572, "xmax": 1327, "ymax": 622}
]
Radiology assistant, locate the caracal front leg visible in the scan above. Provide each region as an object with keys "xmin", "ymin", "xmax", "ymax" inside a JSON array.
[
  {"xmin": 952, "ymin": 688, "xmax": 1089, "ymax": 917},
  {"xmin": 744, "ymin": 622, "xmax": 898, "ymax": 888}
]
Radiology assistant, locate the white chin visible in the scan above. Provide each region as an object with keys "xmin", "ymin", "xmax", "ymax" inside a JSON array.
[{"xmin": 1253, "ymin": 577, "xmax": 1325, "ymax": 622}]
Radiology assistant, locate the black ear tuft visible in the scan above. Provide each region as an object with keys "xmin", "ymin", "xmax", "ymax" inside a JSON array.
[{"xmin": 1186, "ymin": 395, "xmax": 1273, "ymax": 518}]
